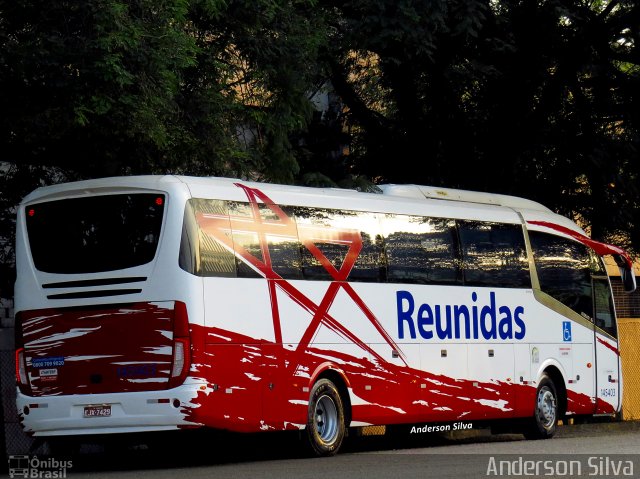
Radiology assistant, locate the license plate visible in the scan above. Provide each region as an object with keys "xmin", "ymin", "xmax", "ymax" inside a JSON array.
[{"xmin": 83, "ymin": 405, "xmax": 111, "ymax": 418}]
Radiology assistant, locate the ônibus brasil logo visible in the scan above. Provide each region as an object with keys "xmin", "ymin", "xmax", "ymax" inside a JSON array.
[{"xmin": 8, "ymin": 455, "xmax": 72, "ymax": 478}]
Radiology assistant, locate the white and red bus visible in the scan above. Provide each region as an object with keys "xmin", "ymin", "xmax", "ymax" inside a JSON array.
[{"xmin": 14, "ymin": 176, "xmax": 636, "ymax": 455}]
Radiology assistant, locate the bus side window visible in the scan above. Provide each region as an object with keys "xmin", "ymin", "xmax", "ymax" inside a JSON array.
[
  {"xmin": 295, "ymin": 208, "xmax": 385, "ymax": 282},
  {"xmin": 179, "ymin": 202, "xmax": 199, "ymax": 275},
  {"xmin": 264, "ymin": 204, "xmax": 303, "ymax": 280},
  {"xmin": 382, "ymin": 215, "xmax": 460, "ymax": 285},
  {"xmin": 459, "ymin": 221, "xmax": 530, "ymax": 288},
  {"xmin": 180, "ymin": 199, "xmax": 237, "ymax": 277},
  {"xmin": 593, "ymin": 278, "xmax": 617, "ymax": 338},
  {"xmin": 226, "ymin": 202, "xmax": 303, "ymax": 279},
  {"xmin": 529, "ymin": 231, "xmax": 593, "ymax": 319},
  {"xmin": 227, "ymin": 201, "xmax": 263, "ymax": 278}
]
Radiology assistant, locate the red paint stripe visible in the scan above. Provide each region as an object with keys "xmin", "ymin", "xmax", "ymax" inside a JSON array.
[
  {"xmin": 597, "ymin": 336, "xmax": 620, "ymax": 356},
  {"xmin": 527, "ymin": 220, "xmax": 633, "ymax": 269},
  {"xmin": 195, "ymin": 184, "xmax": 404, "ymax": 365}
]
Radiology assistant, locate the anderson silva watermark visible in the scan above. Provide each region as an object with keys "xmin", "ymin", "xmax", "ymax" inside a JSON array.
[
  {"xmin": 410, "ymin": 421, "xmax": 473, "ymax": 433},
  {"xmin": 8, "ymin": 455, "xmax": 73, "ymax": 478},
  {"xmin": 486, "ymin": 455, "xmax": 636, "ymax": 477}
]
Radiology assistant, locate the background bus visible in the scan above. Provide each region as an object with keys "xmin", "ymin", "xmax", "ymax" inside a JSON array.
[{"xmin": 14, "ymin": 176, "xmax": 636, "ymax": 455}]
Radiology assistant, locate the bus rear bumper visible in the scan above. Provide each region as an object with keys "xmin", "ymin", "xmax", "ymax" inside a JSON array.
[{"xmin": 16, "ymin": 385, "xmax": 203, "ymax": 436}]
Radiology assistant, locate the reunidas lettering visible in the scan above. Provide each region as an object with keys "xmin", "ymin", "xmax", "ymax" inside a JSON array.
[{"xmin": 396, "ymin": 291, "xmax": 526, "ymax": 340}]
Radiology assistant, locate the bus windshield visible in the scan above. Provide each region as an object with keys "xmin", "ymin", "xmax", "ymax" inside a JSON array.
[{"xmin": 25, "ymin": 193, "xmax": 165, "ymax": 274}]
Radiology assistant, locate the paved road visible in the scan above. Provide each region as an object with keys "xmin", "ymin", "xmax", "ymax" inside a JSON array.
[{"xmin": 14, "ymin": 421, "xmax": 640, "ymax": 479}]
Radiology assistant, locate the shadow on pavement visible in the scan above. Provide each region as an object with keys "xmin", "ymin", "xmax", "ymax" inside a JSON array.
[{"xmin": 31, "ymin": 418, "xmax": 640, "ymax": 472}]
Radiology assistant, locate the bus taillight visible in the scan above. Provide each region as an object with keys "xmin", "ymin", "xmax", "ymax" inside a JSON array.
[
  {"xmin": 171, "ymin": 339, "xmax": 188, "ymax": 377},
  {"xmin": 169, "ymin": 301, "xmax": 191, "ymax": 388},
  {"xmin": 15, "ymin": 312, "xmax": 30, "ymax": 394},
  {"xmin": 16, "ymin": 347, "xmax": 28, "ymax": 388}
]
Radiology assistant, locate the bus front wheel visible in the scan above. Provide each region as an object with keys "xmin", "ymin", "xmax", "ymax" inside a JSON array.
[
  {"xmin": 524, "ymin": 373, "xmax": 558, "ymax": 440},
  {"xmin": 305, "ymin": 378, "xmax": 346, "ymax": 456}
]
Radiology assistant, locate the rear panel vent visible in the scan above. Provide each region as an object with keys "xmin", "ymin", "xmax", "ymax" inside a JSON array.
[
  {"xmin": 47, "ymin": 289, "xmax": 142, "ymax": 300},
  {"xmin": 43, "ymin": 277, "xmax": 147, "ymax": 289}
]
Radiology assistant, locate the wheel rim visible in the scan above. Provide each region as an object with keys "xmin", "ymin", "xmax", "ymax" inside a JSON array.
[
  {"xmin": 536, "ymin": 386, "xmax": 556, "ymax": 429},
  {"xmin": 314, "ymin": 394, "xmax": 338, "ymax": 443}
]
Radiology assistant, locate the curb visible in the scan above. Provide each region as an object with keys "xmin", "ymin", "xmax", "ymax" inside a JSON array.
[{"xmin": 555, "ymin": 419, "xmax": 640, "ymax": 438}]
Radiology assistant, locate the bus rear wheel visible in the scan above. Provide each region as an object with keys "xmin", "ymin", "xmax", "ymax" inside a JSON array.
[
  {"xmin": 524, "ymin": 374, "xmax": 558, "ymax": 440},
  {"xmin": 305, "ymin": 378, "xmax": 346, "ymax": 456}
]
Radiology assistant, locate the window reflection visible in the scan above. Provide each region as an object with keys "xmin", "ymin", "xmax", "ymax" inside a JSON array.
[
  {"xmin": 459, "ymin": 221, "xmax": 530, "ymax": 288},
  {"xmin": 594, "ymin": 278, "xmax": 617, "ymax": 338},
  {"xmin": 181, "ymin": 198, "xmax": 534, "ymax": 291},
  {"xmin": 382, "ymin": 215, "xmax": 460, "ymax": 285},
  {"xmin": 530, "ymin": 231, "xmax": 593, "ymax": 318},
  {"xmin": 180, "ymin": 199, "xmax": 236, "ymax": 277},
  {"xmin": 295, "ymin": 208, "xmax": 385, "ymax": 282}
]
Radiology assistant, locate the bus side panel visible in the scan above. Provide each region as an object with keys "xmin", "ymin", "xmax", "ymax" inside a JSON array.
[
  {"xmin": 564, "ymin": 319, "xmax": 597, "ymax": 416},
  {"xmin": 186, "ymin": 327, "xmax": 309, "ymax": 432},
  {"xmin": 570, "ymin": 343, "xmax": 596, "ymax": 414},
  {"xmin": 194, "ymin": 279, "xmax": 540, "ymax": 429},
  {"xmin": 185, "ymin": 326, "xmax": 535, "ymax": 430},
  {"xmin": 594, "ymin": 333, "xmax": 620, "ymax": 414}
]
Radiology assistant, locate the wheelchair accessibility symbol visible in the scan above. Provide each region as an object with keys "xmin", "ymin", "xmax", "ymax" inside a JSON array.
[{"xmin": 563, "ymin": 321, "xmax": 572, "ymax": 342}]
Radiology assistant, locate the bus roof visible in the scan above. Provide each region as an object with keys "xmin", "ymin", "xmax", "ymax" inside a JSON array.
[
  {"xmin": 379, "ymin": 184, "xmax": 553, "ymax": 213},
  {"xmin": 19, "ymin": 174, "xmax": 572, "ymax": 231},
  {"xmin": 17, "ymin": 174, "xmax": 635, "ymax": 291}
]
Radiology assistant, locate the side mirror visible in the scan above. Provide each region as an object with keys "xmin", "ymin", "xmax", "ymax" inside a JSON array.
[
  {"xmin": 620, "ymin": 266, "xmax": 637, "ymax": 293},
  {"xmin": 613, "ymin": 254, "xmax": 637, "ymax": 293}
]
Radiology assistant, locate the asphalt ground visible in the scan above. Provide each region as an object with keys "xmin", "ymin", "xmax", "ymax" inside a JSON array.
[{"xmin": 15, "ymin": 417, "xmax": 639, "ymax": 473}]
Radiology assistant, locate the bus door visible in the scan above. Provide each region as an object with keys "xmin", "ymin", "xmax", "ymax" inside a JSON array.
[{"xmin": 592, "ymin": 276, "xmax": 621, "ymax": 414}]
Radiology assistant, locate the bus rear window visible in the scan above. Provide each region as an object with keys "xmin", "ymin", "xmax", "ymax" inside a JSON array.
[{"xmin": 26, "ymin": 194, "xmax": 165, "ymax": 274}]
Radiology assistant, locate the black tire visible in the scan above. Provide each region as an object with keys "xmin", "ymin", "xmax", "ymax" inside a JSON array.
[
  {"xmin": 305, "ymin": 378, "xmax": 346, "ymax": 456},
  {"xmin": 524, "ymin": 374, "xmax": 558, "ymax": 440}
]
